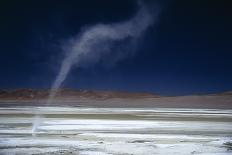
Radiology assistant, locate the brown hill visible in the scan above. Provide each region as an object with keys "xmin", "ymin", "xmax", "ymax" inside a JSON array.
[
  {"xmin": 0, "ymin": 89, "xmax": 232, "ymax": 109},
  {"xmin": 0, "ymin": 88, "xmax": 160, "ymax": 100}
]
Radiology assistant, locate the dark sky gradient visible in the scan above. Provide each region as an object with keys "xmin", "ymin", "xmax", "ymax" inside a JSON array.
[{"xmin": 0, "ymin": 0, "xmax": 232, "ymax": 95}]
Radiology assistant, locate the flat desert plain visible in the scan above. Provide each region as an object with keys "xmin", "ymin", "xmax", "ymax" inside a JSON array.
[
  {"xmin": 0, "ymin": 90, "xmax": 232, "ymax": 154},
  {"xmin": 0, "ymin": 106, "xmax": 232, "ymax": 155}
]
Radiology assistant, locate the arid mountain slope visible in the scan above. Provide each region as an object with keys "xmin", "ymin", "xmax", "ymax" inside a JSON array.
[
  {"xmin": 0, "ymin": 88, "xmax": 159, "ymax": 100},
  {"xmin": 0, "ymin": 89, "xmax": 231, "ymax": 109}
]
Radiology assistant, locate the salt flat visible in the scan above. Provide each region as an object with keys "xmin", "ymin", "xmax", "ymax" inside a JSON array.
[{"xmin": 0, "ymin": 106, "xmax": 232, "ymax": 155}]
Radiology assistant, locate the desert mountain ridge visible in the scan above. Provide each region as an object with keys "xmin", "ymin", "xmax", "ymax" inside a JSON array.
[
  {"xmin": 0, "ymin": 88, "xmax": 160, "ymax": 100},
  {"xmin": 0, "ymin": 88, "xmax": 232, "ymax": 109},
  {"xmin": 0, "ymin": 88, "xmax": 232, "ymax": 100}
]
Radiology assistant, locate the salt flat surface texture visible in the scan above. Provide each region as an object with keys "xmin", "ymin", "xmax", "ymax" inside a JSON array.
[{"xmin": 0, "ymin": 106, "xmax": 232, "ymax": 155}]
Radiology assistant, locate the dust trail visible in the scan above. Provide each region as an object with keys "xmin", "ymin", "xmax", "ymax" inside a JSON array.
[
  {"xmin": 32, "ymin": 114, "xmax": 43, "ymax": 136},
  {"xmin": 49, "ymin": 4, "xmax": 156, "ymax": 102},
  {"xmin": 32, "ymin": 1, "xmax": 159, "ymax": 135}
]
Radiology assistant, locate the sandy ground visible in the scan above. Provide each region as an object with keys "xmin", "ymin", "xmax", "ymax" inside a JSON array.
[{"xmin": 0, "ymin": 106, "xmax": 232, "ymax": 155}]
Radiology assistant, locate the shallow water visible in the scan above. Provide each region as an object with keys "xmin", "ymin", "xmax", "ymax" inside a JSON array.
[{"xmin": 0, "ymin": 107, "xmax": 232, "ymax": 155}]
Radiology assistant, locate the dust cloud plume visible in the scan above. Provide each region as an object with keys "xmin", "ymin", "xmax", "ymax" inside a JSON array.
[{"xmin": 48, "ymin": 2, "xmax": 159, "ymax": 103}]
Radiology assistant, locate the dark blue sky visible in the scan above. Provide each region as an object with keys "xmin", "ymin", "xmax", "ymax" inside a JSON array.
[{"xmin": 0, "ymin": 0, "xmax": 232, "ymax": 95}]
